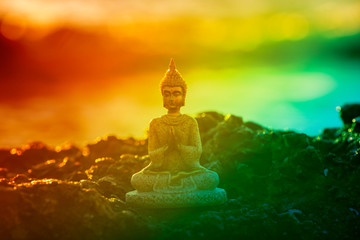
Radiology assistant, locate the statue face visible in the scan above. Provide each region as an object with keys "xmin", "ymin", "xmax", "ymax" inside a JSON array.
[{"xmin": 162, "ymin": 86, "xmax": 184, "ymax": 111}]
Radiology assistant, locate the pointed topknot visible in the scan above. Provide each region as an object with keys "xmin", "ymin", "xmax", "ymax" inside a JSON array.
[
  {"xmin": 169, "ymin": 58, "xmax": 176, "ymax": 71},
  {"xmin": 160, "ymin": 58, "xmax": 187, "ymax": 97}
]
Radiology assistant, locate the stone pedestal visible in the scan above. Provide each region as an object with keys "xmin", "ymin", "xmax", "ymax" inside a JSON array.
[{"xmin": 126, "ymin": 188, "xmax": 227, "ymax": 208}]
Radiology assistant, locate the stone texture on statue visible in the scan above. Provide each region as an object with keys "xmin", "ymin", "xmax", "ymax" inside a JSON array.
[{"xmin": 125, "ymin": 59, "xmax": 227, "ymax": 208}]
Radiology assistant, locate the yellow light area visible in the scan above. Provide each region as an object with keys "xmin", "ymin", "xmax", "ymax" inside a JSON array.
[
  {"xmin": 266, "ymin": 13, "xmax": 309, "ymax": 41},
  {"xmin": 22, "ymin": 144, "xmax": 31, "ymax": 150},
  {"xmin": 82, "ymin": 148, "xmax": 90, "ymax": 157},
  {"xmin": 58, "ymin": 158, "xmax": 68, "ymax": 168},
  {"xmin": 30, "ymin": 179, "xmax": 57, "ymax": 185},
  {"xmin": 10, "ymin": 148, "xmax": 17, "ymax": 155},
  {"xmin": 314, "ymin": 2, "xmax": 360, "ymax": 36},
  {"xmin": 235, "ymin": 18, "xmax": 263, "ymax": 51},
  {"xmin": 191, "ymin": 17, "xmax": 264, "ymax": 51},
  {"xmin": 194, "ymin": 19, "xmax": 230, "ymax": 49},
  {"xmin": 55, "ymin": 146, "xmax": 62, "ymax": 153},
  {"xmin": 44, "ymin": 160, "xmax": 56, "ymax": 165}
]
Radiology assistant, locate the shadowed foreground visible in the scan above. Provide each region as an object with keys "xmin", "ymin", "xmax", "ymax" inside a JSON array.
[{"xmin": 0, "ymin": 108, "xmax": 360, "ymax": 240}]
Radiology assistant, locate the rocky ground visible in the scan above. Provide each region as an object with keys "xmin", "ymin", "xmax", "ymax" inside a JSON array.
[{"xmin": 1, "ymin": 105, "xmax": 360, "ymax": 240}]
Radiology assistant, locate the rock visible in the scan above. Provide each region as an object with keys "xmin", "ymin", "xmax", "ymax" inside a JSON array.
[
  {"xmin": 351, "ymin": 116, "xmax": 360, "ymax": 133},
  {"xmin": 97, "ymin": 176, "xmax": 121, "ymax": 197},
  {"xmin": 86, "ymin": 155, "xmax": 149, "ymax": 199},
  {"xmin": 195, "ymin": 112, "xmax": 223, "ymax": 134},
  {"xmin": 80, "ymin": 179, "xmax": 100, "ymax": 191},
  {"xmin": 0, "ymin": 167, "xmax": 8, "ymax": 178},
  {"xmin": 0, "ymin": 178, "xmax": 12, "ymax": 188},
  {"xmin": 244, "ymin": 121, "xmax": 263, "ymax": 131},
  {"xmin": 321, "ymin": 128, "xmax": 342, "ymax": 139},
  {"xmin": 28, "ymin": 159, "xmax": 57, "ymax": 178},
  {"xmin": 339, "ymin": 104, "xmax": 360, "ymax": 124},
  {"xmin": 282, "ymin": 132, "xmax": 310, "ymax": 149},
  {"xmin": 69, "ymin": 171, "xmax": 88, "ymax": 181},
  {"xmin": 0, "ymin": 142, "xmax": 56, "ymax": 173},
  {"xmin": 0, "ymin": 110, "xmax": 360, "ymax": 239},
  {"xmin": 12, "ymin": 174, "xmax": 31, "ymax": 184},
  {"xmin": 27, "ymin": 156, "xmax": 90, "ymax": 181},
  {"xmin": 0, "ymin": 142, "xmax": 83, "ymax": 176},
  {"xmin": 0, "ymin": 180, "xmax": 147, "ymax": 240},
  {"xmin": 224, "ymin": 114, "xmax": 243, "ymax": 127},
  {"xmin": 85, "ymin": 136, "xmax": 147, "ymax": 162}
]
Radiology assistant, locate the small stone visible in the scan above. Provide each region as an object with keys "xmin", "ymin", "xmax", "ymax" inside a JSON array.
[
  {"xmin": 244, "ymin": 121, "xmax": 263, "ymax": 131},
  {"xmin": 0, "ymin": 168, "xmax": 8, "ymax": 178},
  {"xmin": 12, "ymin": 174, "xmax": 31, "ymax": 184}
]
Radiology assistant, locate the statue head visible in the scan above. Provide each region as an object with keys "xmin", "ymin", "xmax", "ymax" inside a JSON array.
[{"xmin": 160, "ymin": 59, "xmax": 187, "ymax": 110}]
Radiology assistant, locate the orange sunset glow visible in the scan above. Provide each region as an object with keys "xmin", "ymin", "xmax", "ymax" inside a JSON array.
[{"xmin": 1, "ymin": 0, "xmax": 360, "ymax": 147}]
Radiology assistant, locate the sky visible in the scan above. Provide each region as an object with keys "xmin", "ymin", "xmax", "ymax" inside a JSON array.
[{"xmin": 0, "ymin": 0, "xmax": 359, "ymax": 148}]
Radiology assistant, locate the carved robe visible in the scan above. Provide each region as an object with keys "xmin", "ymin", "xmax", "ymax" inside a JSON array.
[{"xmin": 146, "ymin": 114, "xmax": 204, "ymax": 174}]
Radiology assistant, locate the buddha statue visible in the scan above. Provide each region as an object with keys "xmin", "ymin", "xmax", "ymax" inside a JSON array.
[{"xmin": 126, "ymin": 59, "xmax": 227, "ymax": 208}]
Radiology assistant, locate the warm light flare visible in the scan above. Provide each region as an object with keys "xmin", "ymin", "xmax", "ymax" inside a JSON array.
[
  {"xmin": 10, "ymin": 148, "xmax": 18, "ymax": 155},
  {"xmin": 0, "ymin": 14, "xmax": 28, "ymax": 40}
]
